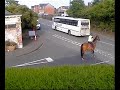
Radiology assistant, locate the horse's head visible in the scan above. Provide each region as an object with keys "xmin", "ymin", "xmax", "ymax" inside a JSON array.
[{"xmin": 95, "ymin": 35, "xmax": 100, "ymax": 41}]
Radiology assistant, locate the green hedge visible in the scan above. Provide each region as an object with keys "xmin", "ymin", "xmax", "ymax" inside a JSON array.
[
  {"xmin": 67, "ymin": 0, "xmax": 115, "ymax": 32},
  {"xmin": 5, "ymin": 65, "xmax": 114, "ymax": 90}
]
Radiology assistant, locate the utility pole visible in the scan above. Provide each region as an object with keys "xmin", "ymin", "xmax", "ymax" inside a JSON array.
[{"xmin": 69, "ymin": 0, "xmax": 71, "ymax": 7}]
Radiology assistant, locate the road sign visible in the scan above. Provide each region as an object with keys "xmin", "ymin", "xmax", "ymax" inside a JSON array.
[{"xmin": 28, "ymin": 31, "xmax": 36, "ymax": 36}]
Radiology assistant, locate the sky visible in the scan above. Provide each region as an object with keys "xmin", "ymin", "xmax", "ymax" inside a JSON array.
[{"xmin": 17, "ymin": 0, "xmax": 93, "ymax": 9}]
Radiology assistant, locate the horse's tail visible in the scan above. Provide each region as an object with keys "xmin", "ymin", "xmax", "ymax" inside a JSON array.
[{"xmin": 81, "ymin": 44, "xmax": 83, "ymax": 57}]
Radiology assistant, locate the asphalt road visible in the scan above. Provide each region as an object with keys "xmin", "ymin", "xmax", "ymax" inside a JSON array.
[{"xmin": 5, "ymin": 18, "xmax": 114, "ymax": 68}]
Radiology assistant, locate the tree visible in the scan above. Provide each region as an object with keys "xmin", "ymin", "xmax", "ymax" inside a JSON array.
[
  {"xmin": 92, "ymin": 0, "xmax": 101, "ymax": 5},
  {"xmin": 5, "ymin": 0, "xmax": 18, "ymax": 6},
  {"xmin": 67, "ymin": 0, "xmax": 85, "ymax": 17},
  {"xmin": 87, "ymin": 0, "xmax": 115, "ymax": 31},
  {"xmin": 6, "ymin": 4, "xmax": 38, "ymax": 30}
]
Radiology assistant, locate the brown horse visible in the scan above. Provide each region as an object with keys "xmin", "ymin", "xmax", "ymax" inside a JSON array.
[{"xmin": 81, "ymin": 35, "xmax": 100, "ymax": 60}]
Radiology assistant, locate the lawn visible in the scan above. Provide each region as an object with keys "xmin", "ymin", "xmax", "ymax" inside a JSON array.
[{"xmin": 5, "ymin": 64, "xmax": 114, "ymax": 90}]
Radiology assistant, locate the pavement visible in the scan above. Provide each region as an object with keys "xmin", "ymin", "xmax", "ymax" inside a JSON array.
[{"xmin": 5, "ymin": 30, "xmax": 43, "ymax": 57}]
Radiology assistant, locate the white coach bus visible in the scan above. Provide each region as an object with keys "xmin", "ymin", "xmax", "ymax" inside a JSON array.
[{"xmin": 52, "ymin": 16, "xmax": 90, "ymax": 36}]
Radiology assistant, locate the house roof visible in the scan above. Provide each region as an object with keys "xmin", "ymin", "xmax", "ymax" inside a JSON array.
[
  {"xmin": 5, "ymin": 10, "xmax": 13, "ymax": 15},
  {"xmin": 58, "ymin": 6, "xmax": 69, "ymax": 10},
  {"xmin": 39, "ymin": 3, "xmax": 48, "ymax": 8},
  {"xmin": 5, "ymin": 10, "xmax": 22, "ymax": 16},
  {"xmin": 62, "ymin": 6, "xmax": 69, "ymax": 9},
  {"xmin": 31, "ymin": 6, "xmax": 34, "ymax": 8},
  {"xmin": 39, "ymin": 3, "xmax": 55, "ymax": 9}
]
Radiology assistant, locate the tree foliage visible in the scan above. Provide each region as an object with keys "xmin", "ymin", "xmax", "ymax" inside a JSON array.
[
  {"xmin": 5, "ymin": 0, "xmax": 38, "ymax": 30},
  {"xmin": 67, "ymin": 0, "xmax": 115, "ymax": 32},
  {"xmin": 5, "ymin": 0, "xmax": 18, "ymax": 6},
  {"xmin": 92, "ymin": 0, "xmax": 101, "ymax": 5},
  {"xmin": 67, "ymin": 0, "xmax": 85, "ymax": 17}
]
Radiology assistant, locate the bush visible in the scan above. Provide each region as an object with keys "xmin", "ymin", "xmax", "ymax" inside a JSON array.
[{"xmin": 5, "ymin": 40, "xmax": 17, "ymax": 46}]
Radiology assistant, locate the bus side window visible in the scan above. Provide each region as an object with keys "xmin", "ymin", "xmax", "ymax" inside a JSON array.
[
  {"xmin": 60, "ymin": 19, "xmax": 65, "ymax": 24},
  {"xmin": 70, "ymin": 20, "xmax": 73, "ymax": 25},
  {"xmin": 63, "ymin": 19, "xmax": 67, "ymax": 24},
  {"xmin": 65, "ymin": 19, "xmax": 68, "ymax": 25},
  {"xmin": 64, "ymin": 19, "xmax": 68, "ymax": 25},
  {"xmin": 70, "ymin": 20, "xmax": 77, "ymax": 26},
  {"xmin": 54, "ymin": 18, "xmax": 60, "ymax": 23},
  {"xmin": 75, "ymin": 21, "xmax": 78, "ymax": 26}
]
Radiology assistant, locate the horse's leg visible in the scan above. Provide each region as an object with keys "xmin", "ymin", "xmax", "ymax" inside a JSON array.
[
  {"xmin": 92, "ymin": 50, "xmax": 95, "ymax": 58},
  {"xmin": 81, "ymin": 52, "xmax": 84, "ymax": 60},
  {"xmin": 81, "ymin": 51, "xmax": 84, "ymax": 60},
  {"xmin": 81, "ymin": 54, "xmax": 84, "ymax": 60},
  {"xmin": 81, "ymin": 44, "xmax": 84, "ymax": 60}
]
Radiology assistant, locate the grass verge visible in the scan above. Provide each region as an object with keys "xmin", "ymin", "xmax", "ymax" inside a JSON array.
[{"xmin": 5, "ymin": 65, "xmax": 114, "ymax": 90}]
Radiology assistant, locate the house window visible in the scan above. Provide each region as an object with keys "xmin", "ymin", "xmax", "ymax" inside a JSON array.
[
  {"xmin": 5, "ymin": 25, "xmax": 8, "ymax": 29},
  {"xmin": 5, "ymin": 24, "xmax": 16, "ymax": 29}
]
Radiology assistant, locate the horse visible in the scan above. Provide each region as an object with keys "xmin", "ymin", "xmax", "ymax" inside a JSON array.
[{"xmin": 81, "ymin": 35, "xmax": 100, "ymax": 60}]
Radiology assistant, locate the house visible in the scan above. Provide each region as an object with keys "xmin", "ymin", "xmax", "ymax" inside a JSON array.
[
  {"xmin": 88, "ymin": 2, "xmax": 92, "ymax": 7},
  {"xmin": 42, "ymin": 3, "xmax": 55, "ymax": 15},
  {"xmin": 5, "ymin": 10, "xmax": 23, "ymax": 48},
  {"xmin": 31, "ymin": 3, "xmax": 55, "ymax": 15},
  {"xmin": 57, "ymin": 6, "xmax": 69, "ymax": 16},
  {"xmin": 39, "ymin": 4, "xmax": 47, "ymax": 15},
  {"xmin": 31, "ymin": 5, "xmax": 40, "ymax": 14}
]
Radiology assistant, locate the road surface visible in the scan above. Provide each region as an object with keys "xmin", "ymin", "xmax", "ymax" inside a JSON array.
[{"xmin": 5, "ymin": 18, "xmax": 115, "ymax": 68}]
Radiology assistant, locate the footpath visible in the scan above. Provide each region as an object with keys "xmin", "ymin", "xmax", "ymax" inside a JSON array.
[{"xmin": 5, "ymin": 30, "xmax": 43, "ymax": 57}]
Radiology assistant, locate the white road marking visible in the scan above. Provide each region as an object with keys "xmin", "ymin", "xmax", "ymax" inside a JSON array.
[
  {"xmin": 12, "ymin": 59, "xmax": 45, "ymax": 67},
  {"xmin": 52, "ymin": 34, "xmax": 114, "ymax": 59},
  {"xmin": 12, "ymin": 57, "xmax": 54, "ymax": 67},
  {"xmin": 12, "ymin": 62, "xmax": 48, "ymax": 67},
  {"xmin": 53, "ymin": 34, "xmax": 114, "ymax": 46},
  {"xmin": 53, "ymin": 34, "xmax": 81, "ymax": 46},
  {"xmin": 90, "ymin": 61, "xmax": 110, "ymax": 65},
  {"xmin": 99, "ymin": 41, "xmax": 114, "ymax": 46},
  {"xmin": 45, "ymin": 57, "xmax": 54, "ymax": 62}
]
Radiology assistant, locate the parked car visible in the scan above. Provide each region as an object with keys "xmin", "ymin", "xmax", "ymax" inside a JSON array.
[{"xmin": 36, "ymin": 23, "xmax": 41, "ymax": 30}]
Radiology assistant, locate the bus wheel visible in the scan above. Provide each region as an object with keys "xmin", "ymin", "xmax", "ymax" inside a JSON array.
[{"xmin": 68, "ymin": 30, "xmax": 71, "ymax": 35}]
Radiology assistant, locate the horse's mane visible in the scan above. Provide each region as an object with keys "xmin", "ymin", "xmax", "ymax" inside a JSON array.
[{"xmin": 93, "ymin": 35, "xmax": 99, "ymax": 42}]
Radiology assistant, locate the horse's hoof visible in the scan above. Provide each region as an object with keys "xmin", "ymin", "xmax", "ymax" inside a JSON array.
[{"xmin": 82, "ymin": 58, "xmax": 84, "ymax": 60}]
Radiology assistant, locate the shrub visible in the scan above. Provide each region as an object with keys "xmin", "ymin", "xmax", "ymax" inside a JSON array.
[{"xmin": 5, "ymin": 40, "xmax": 17, "ymax": 46}]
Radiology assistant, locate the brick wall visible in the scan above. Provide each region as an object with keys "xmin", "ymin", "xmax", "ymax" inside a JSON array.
[
  {"xmin": 32, "ymin": 4, "xmax": 55, "ymax": 15},
  {"xmin": 44, "ymin": 4, "xmax": 55, "ymax": 15}
]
